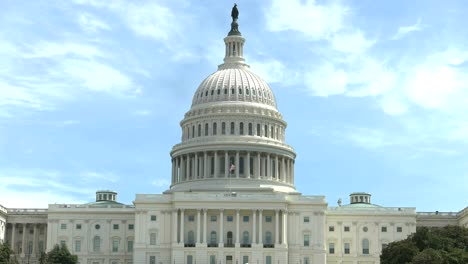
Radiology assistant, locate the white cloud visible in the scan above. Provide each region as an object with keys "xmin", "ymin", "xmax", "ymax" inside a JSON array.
[
  {"xmin": 74, "ymin": 0, "xmax": 182, "ymax": 42},
  {"xmin": 151, "ymin": 178, "xmax": 170, "ymax": 187},
  {"xmin": 392, "ymin": 19, "xmax": 425, "ymax": 40},
  {"xmin": 250, "ymin": 59, "xmax": 286, "ymax": 83},
  {"xmin": 0, "ymin": 168, "xmax": 93, "ymax": 208},
  {"xmin": 61, "ymin": 120, "xmax": 80, "ymax": 126},
  {"xmin": 78, "ymin": 12, "xmax": 111, "ymax": 33},
  {"xmin": 305, "ymin": 57, "xmax": 396, "ymax": 97},
  {"xmin": 61, "ymin": 59, "xmax": 139, "ymax": 94},
  {"xmin": 80, "ymin": 171, "xmax": 119, "ymax": 182},
  {"xmin": 23, "ymin": 42, "xmax": 103, "ymax": 59},
  {"xmin": 266, "ymin": 0, "xmax": 348, "ymax": 40},
  {"xmin": 331, "ymin": 30, "xmax": 375, "ymax": 54},
  {"xmin": 134, "ymin": 110, "xmax": 152, "ymax": 116}
]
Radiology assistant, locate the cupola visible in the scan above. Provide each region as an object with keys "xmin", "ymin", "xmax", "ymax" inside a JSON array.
[{"xmin": 350, "ymin": 192, "xmax": 372, "ymax": 204}]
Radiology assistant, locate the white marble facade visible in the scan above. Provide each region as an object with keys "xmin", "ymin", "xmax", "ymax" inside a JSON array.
[{"xmin": 1, "ymin": 8, "xmax": 467, "ymax": 264}]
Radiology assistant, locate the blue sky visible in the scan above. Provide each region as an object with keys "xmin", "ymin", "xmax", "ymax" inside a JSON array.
[{"xmin": 0, "ymin": 0, "xmax": 467, "ymax": 212}]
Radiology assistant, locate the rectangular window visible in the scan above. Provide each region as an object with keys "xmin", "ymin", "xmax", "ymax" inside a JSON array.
[
  {"xmin": 304, "ymin": 257, "xmax": 310, "ymax": 264},
  {"xmin": 266, "ymin": 256, "xmax": 272, "ymax": 264},
  {"xmin": 150, "ymin": 233, "xmax": 157, "ymax": 245},
  {"xmin": 243, "ymin": 216, "xmax": 249, "ymax": 222},
  {"xmin": 112, "ymin": 240, "xmax": 119, "ymax": 252},
  {"xmin": 227, "ymin": 215, "xmax": 233, "ymax": 222},
  {"xmin": 61, "ymin": 224, "xmax": 67, "ymax": 230},
  {"xmin": 39, "ymin": 241, "xmax": 44, "ymax": 253},
  {"xmin": 210, "ymin": 255, "xmax": 216, "ymax": 264},
  {"xmin": 113, "ymin": 224, "xmax": 119, "ymax": 230},
  {"xmin": 243, "ymin": 256, "xmax": 249, "ymax": 264},
  {"xmin": 188, "ymin": 215, "xmax": 195, "ymax": 222},
  {"xmin": 75, "ymin": 240, "xmax": 81, "ymax": 252},
  {"xmin": 303, "ymin": 234, "xmax": 310, "ymax": 246},
  {"xmin": 129, "ymin": 224, "xmax": 134, "ymax": 230},
  {"xmin": 329, "ymin": 226, "xmax": 334, "ymax": 232},
  {"xmin": 187, "ymin": 255, "xmax": 193, "ymax": 264},
  {"xmin": 265, "ymin": 216, "xmax": 272, "ymax": 222},
  {"xmin": 60, "ymin": 240, "xmax": 66, "ymax": 247},
  {"xmin": 344, "ymin": 242, "xmax": 350, "ymax": 254},
  {"xmin": 76, "ymin": 224, "xmax": 82, "ymax": 230},
  {"xmin": 304, "ymin": 216, "xmax": 310, "ymax": 223},
  {"xmin": 211, "ymin": 216, "xmax": 217, "ymax": 222},
  {"xmin": 127, "ymin": 240, "xmax": 133, "ymax": 252},
  {"xmin": 150, "ymin": 215, "xmax": 157, "ymax": 221},
  {"xmin": 329, "ymin": 243, "xmax": 335, "ymax": 254},
  {"xmin": 397, "ymin": 227, "xmax": 403, "ymax": 232},
  {"xmin": 381, "ymin": 226, "xmax": 387, "ymax": 232},
  {"xmin": 149, "ymin": 256, "xmax": 156, "ymax": 264},
  {"xmin": 344, "ymin": 226, "xmax": 350, "ymax": 232}
]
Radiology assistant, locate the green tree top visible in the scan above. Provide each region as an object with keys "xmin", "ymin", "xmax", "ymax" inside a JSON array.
[
  {"xmin": 40, "ymin": 244, "xmax": 78, "ymax": 264},
  {"xmin": 381, "ymin": 225, "xmax": 468, "ymax": 264}
]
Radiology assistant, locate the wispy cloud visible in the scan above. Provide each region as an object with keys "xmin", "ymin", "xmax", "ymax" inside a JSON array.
[
  {"xmin": 266, "ymin": 0, "xmax": 348, "ymax": 40},
  {"xmin": 392, "ymin": 19, "xmax": 425, "ymax": 40},
  {"xmin": 80, "ymin": 171, "xmax": 119, "ymax": 183},
  {"xmin": 0, "ymin": 168, "xmax": 93, "ymax": 208},
  {"xmin": 151, "ymin": 178, "xmax": 170, "ymax": 188},
  {"xmin": 78, "ymin": 12, "xmax": 111, "ymax": 33}
]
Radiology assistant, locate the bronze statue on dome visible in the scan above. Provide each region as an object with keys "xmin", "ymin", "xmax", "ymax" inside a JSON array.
[{"xmin": 231, "ymin": 4, "xmax": 239, "ymax": 21}]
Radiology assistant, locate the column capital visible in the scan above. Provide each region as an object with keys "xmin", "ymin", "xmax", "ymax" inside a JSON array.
[
  {"xmin": 219, "ymin": 208, "xmax": 224, "ymax": 212},
  {"xmin": 203, "ymin": 208, "xmax": 208, "ymax": 213},
  {"xmin": 282, "ymin": 209, "xmax": 289, "ymax": 214}
]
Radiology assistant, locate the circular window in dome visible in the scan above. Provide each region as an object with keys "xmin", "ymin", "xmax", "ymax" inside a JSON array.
[
  {"xmin": 95, "ymin": 224, "xmax": 100, "ymax": 230},
  {"xmin": 363, "ymin": 226, "xmax": 368, "ymax": 232}
]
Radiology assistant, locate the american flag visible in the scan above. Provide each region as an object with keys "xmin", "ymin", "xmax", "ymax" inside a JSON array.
[{"xmin": 230, "ymin": 164, "xmax": 236, "ymax": 172}]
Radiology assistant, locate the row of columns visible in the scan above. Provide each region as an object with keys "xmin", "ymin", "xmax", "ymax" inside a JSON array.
[
  {"xmin": 9, "ymin": 223, "xmax": 46, "ymax": 256},
  {"xmin": 226, "ymin": 39, "xmax": 244, "ymax": 58},
  {"xmin": 171, "ymin": 151, "xmax": 294, "ymax": 184},
  {"xmin": 183, "ymin": 121, "xmax": 285, "ymax": 142},
  {"xmin": 172, "ymin": 209, "xmax": 288, "ymax": 246}
]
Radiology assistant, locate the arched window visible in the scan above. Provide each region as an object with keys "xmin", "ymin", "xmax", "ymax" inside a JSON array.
[
  {"xmin": 210, "ymin": 231, "xmax": 217, "ymax": 244},
  {"xmin": 213, "ymin": 122, "xmax": 217, "ymax": 135},
  {"xmin": 230, "ymin": 122, "xmax": 235, "ymax": 135},
  {"xmin": 362, "ymin": 239, "xmax": 369, "ymax": 254},
  {"xmin": 188, "ymin": 231, "xmax": 194, "ymax": 244},
  {"xmin": 242, "ymin": 231, "xmax": 249, "ymax": 244},
  {"xmin": 93, "ymin": 236, "xmax": 100, "ymax": 252},
  {"xmin": 246, "ymin": 88, "xmax": 250, "ymax": 95},
  {"xmin": 222, "ymin": 122, "xmax": 226, "ymax": 135},
  {"xmin": 224, "ymin": 88, "xmax": 228, "ymax": 94},
  {"xmin": 264, "ymin": 125, "xmax": 268, "ymax": 137},
  {"xmin": 248, "ymin": 123, "xmax": 253, "ymax": 135},
  {"xmin": 205, "ymin": 123, "xmax": 209, "ymax": 136},
  {"xmin": 198, "ymin": 124, "xmax": 201, "ymax": 137},
  {"xmin": 270, "ymin": 127, "xmax": 274, "ymax": 138},
  {"xmin": 265, "ymin": 232, "xmax": 272, "ymax": 244},
  {"xmin": 192, "ymin": 125, "xmax": 195, "ymax": 138},
  {"xmin": 239, "ymin": 88, "xmax": 242, "ymax": 94},
  {"xmin": 239, "ymin": 122, "xmax": 244, "ymax": 135},
  {"xmin": 257, "ymin": 124, "xmax": 261, "ymax": 136},
  {"xmin": 227, "ymin": 231, "xmax": 233, "ymax": 245}
]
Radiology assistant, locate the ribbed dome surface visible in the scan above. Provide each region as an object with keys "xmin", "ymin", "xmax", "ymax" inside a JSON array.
[{"xmin": 191, "ymin": 67, "xmax": 277, "ymax": 109}]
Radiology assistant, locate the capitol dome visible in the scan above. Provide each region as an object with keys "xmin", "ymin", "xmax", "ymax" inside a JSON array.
[{"xmin": 167, "ymin": 12, "xmax": 297, "ymax": 194}]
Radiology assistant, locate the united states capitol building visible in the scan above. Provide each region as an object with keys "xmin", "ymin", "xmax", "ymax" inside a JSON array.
[{"xmin": 1, "ymin": 6, "xmax": 467, "ymax": 264}]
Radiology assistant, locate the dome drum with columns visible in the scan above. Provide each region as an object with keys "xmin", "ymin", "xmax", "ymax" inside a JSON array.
[{"xmin": 168, "ymin": 8, "xmax": 297, "ymax": 194}]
